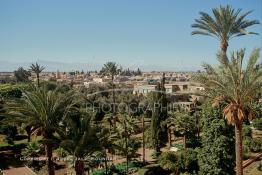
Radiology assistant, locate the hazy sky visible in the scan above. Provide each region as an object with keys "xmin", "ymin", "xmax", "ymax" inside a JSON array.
[{"xmin": 0, "ymin": 0, "xmax": 261, "ymax": 71}]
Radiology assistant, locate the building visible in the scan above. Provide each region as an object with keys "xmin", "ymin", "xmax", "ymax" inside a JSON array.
[
  {"xmin": 133, "ymin": 82, "xmax": 192, "ymax": 95},
  {"xmin": 0, "ymin": 72, "xmax": 14, "ymax": 78}
]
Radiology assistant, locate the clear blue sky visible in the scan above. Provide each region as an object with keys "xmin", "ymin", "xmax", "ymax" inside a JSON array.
[{"xmin": 0, "ymin": 0, "xmax": 261, "ymax": 71}]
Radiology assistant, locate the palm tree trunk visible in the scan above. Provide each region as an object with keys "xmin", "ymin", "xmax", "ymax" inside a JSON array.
[
  {"xmin": 183, "ymin": 135, "xmax": 187, "ymax": 149},
  {"xmin": 168, "ymin": 128, "xmax": 171, "ymax": 148},
  {"xmin": 184, "ymin": 134, "xmax": 188, "ymax": 169},
  {"xmin": 104, "ymin": 150, "xmax": 108, "ymax": 175},
  {"xmin": 235, "ymin": 123, "xmax": 243, "ymax": 175},
  {"xmin": 142, "ymin": 116, "xmax": 145, "ymax": 164},
  {"xmin": 45, "ymin": 143, "xmax": 55, "ymax": 175},
  {"xmin": 156, "ymin": 141, "xmax": 161, "ymax": 153},
  {"xmin": 27, "ymin": 134, "xmax": 31, "ymax": 142},
  {"xmin": 124, "ymin": 120, "xmax": 129, "ymax": 174},
  {"xmin": 220, "ymin": 40, "xmax": 228, "ymax": 55},
  {"xmin": 112, "ymin": 75, "xmax": 116, "ymax": 130},
  {"xmin": 126, "ymin": 155, "xmax": 128, "ymax": 174},
  {"xmin": 75, "ymin": 160, "xmax": 85, "ymax": 175},
  {"xmin": 37, "ymin": 73, "xmax": 40, "ymax": 87},
  {"xmin": 25, "ymin": 126, "xmax": 31, "ymax": 142}
]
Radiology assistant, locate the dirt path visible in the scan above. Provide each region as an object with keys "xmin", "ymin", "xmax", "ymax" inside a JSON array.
[
  {"xmin": 243, "ymin": 152, "xmax": 262, "ymax": 169},
  {"xmin": 2, "ymin": 166, "xmax": 36, "ymax": 175}
]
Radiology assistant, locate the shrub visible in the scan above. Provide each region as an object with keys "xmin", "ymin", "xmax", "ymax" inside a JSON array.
[
  {"xmin": 158, "ymin": 149, "xmax": 198, "ymax": 174},
  {"xmin": 45, "ymin": 81, "xmax": 57, "ymax": 91},
  {"xmin": 0, "ymin": 84, "xmax": 25, "ymax": 98},
  {"xmin": 92, "ymin": 161, "xmax": 144, "ymax": 175},
  {"xmin": 252, "ymin": 118, "xmax": 262, "ymax": 130},
  {"xmin": 250, "ymin": 139, "xmax": 262, "ymax": 153},
  {"xmin": 158, "ymin": 151, "xmax": 180, "ymax": 172},
  {"xmin": 54, "ymin": 147, "xmax": 68, "ymax": 157},
  {"xmin": 0, "ymin": 125, "xmax": 18, "ymax": 144},
  {"xmin": 242, "ymin": 125, "xmax": 252, "ymax": 138},
  {"xmin": 151, "ymin": 151, "xmax": 161, "ymax": 159},
  {"xmin": 243, "ymin": 149, "xmax": 251, "ymax": 160}
]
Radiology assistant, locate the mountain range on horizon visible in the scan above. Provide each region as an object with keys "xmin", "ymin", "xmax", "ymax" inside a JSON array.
[{"xmin": 0, "ymin": 60, "xmax": 200, "ymax": 72}]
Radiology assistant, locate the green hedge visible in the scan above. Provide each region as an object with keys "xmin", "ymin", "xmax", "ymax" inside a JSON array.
[
  {"xmin": 91, "ymin": 161, "xmax": 144, "ymax": 175},
  {"xmin": 0, "ymin": 84, "xmax": 28, "ymax": 98}
]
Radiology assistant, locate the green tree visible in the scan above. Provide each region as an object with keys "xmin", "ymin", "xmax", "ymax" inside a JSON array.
[
  {"xmin": 100, "ymin": 62, "xmax": 121, "ymax": 129},
  {"xmin": 194, "ymin": 48, "xmax": 262, "ymax": 175},
  {"xmin": 5, "ymin": 85, "xmax": 77, "ymax": 175},
  {"xmin": 192, "ymin": 5, "xmax": 260, "ymax": 54},
  {"xmin": 198, "ymin": 103, "xmax": 235, "ymax": 175},
  {"xmin": 172, "ymin": 111, "xmax": 197, "ymax": 149},
  {"xmin": 60, "ymin": 112, "xmax": 99, "ymax": 175},
  {"xmin": 30, "ymin": 62, "xmax": 45, "ymax": 87},
  {"xmin": 14, "ymin": 67, "xmax": 31, "ymax": 83},
  {"xmin": 115, "ymin": 113, "xmax": 140, "ymax": 174},
  {"xmin": 150, "ymin": 73, "xmax": 167, "ymax": 152},
  {"xmin": 97, "ymin": 127, "xmax": 119, "ymax": 175},
  {"xmin": 158, "ymin": 149, "xmax": 198, "ymax": 175}
]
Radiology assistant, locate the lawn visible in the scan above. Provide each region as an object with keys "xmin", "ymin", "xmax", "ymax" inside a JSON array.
[{"xmin": 0, "ymin": 134, "xmax": 42, "ymax": 147}]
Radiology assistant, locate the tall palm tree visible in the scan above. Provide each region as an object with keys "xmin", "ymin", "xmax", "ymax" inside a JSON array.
[
  {"xmin": 60, "ymin": 113, "xmax": 99, "ymax": 175},
  {"xmin": 5, "ymin": 85, "xmax": 77, "ymax": 175},
  {"xmin": 192, "ymin": 5, "xmax": 260, "ymax": 54},
  {"xmin": 193, "ymin": 48, "xmax": 262, "ymax": 175},
  {"xmin": 30, "ymin": 62, "xmax": 45, "ymax": 87},
  {"xmin": 97, "ymin": 127, "xmax": 119, "ymax": 175},
  {"xmin": 100, "ymin": 62, "xmax": 121, "ymax": 129},
  {"xmin": 116, "ymin": 113, "xmax": 140, "ymax": 174}
]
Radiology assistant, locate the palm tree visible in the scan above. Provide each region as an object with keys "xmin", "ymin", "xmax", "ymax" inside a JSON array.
[
  {"xmin": 163, "ymin": 111, "xmax": 196, "ymax": 150},
  {"xmin": 115, "ymin": 113, "xmax": 140, "ymax": 174},
  {"xmin": 30, "ymin": 62, "xmax": 45, "ymax": 87},
  {"xmin": 100, "ymin": 62, "xmax": 121, "ymax": 129},
  {"xmin": 173, "ymin": 112, "xmax": 196, "ymax": 150},
  {"xmin": 97, "ymin": 127, "xmax": 119, "ymax": 175},
  {"xmin": 5, "ymin": 85, "xmax": 77, "ymax": 175},
  {"xmin": 192, "ymin": 5, "xmax": 260, "ymax": 54},
  {"xmin": 193, "ymin": 48, "xmax": 262, "ymax": 175},
  {"xmin": 60, "ymin": 113, "xmax": 99, "ymax": 175}
]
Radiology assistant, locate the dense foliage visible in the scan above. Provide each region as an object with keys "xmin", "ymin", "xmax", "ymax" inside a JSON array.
[{"xmin": 197, "ymin": 103, "xmax": 235, "ymax": 175}]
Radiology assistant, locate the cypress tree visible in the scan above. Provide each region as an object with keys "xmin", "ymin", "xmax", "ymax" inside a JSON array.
[{"xmin": 150, "ymin": 73, "xmax": 168, "ymax": 152}]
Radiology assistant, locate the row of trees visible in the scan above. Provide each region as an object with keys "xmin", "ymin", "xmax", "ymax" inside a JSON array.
[{"xmin": 2, "ymin": 84, "xmax": 144, "ymax": 175}]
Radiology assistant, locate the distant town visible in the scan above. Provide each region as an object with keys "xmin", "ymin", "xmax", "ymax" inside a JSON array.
[{"xmin": 0, "ymin": 68, "xmax": 204, "ymax": 111}]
